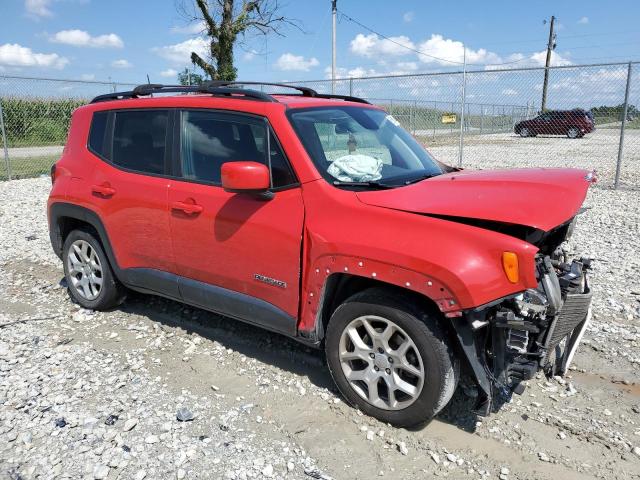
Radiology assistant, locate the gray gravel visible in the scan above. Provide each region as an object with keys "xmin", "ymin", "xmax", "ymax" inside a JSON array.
[{"xmin": 1, "ymin": 175, "xmax": 639, "ymax": 480}]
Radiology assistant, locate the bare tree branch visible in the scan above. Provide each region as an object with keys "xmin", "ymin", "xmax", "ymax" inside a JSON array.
[{"xmin": 174, "ymin": 0, "xmax": 301, "ymax": 80}]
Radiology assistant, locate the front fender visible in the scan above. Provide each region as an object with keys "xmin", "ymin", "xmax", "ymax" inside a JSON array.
[{"xmin": 298, "ymin": 181, "xmax": 538, "ymax": 334}]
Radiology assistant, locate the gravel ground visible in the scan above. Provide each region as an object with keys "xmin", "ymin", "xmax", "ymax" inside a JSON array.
[{"xmin": 1, "ymin": 169, "xmax": 639, "ymax": 479}]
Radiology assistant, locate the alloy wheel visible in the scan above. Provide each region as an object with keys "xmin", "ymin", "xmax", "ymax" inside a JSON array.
[
  {"xmin": 67, "ymin": 239, "xmax": 103, "ymax": 300},
  {"xmin": 520, "ymin": 127, "xmax": 529, "ymax": 137},
  {"xmin": 338, "ymin": 315, "xmax": 425, "ymax": 410}
]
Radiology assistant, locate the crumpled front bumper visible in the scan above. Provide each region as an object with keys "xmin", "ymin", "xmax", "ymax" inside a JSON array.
[{"xmin": 452, "ymin": 256, "xmax": 593, "ymax": 416}]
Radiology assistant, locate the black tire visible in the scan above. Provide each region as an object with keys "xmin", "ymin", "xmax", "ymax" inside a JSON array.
[
  {"xmin": 62, "ymin": 228, "xmax": 125, "ymax": 310},
  {"xmin": 519, "ymin": 127, "xmax": 530, "ymax": 137},
  {"xmin": 567, "ymin": 127, "xmax": 581, "ymax": 139},
  {"xmin": 325, "ymin": 288, "xmax": 459, "ymax": 427}
]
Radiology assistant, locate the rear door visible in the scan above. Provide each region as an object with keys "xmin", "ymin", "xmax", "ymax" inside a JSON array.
[
  {"xmin": 534, "ymin": 112, "xmax": 553, "ymax": 134},
  {"xmin": 167, "ymin": 109, "xmax": 304, "ymax": 332},
  {"xmin": 82, "ymin": 108, "xmax": 177, "ymax": 295}
]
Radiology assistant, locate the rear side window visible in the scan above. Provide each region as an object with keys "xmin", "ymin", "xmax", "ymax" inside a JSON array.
[
  {"xmin": 112, "ymin": 110, "xmax": 169, "ymax": 175},
  {"xmin": 88, "ymin": 111, "xmax": 109, "ymax": 158}
]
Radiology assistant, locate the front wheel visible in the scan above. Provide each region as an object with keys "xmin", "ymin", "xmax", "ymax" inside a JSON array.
[
  {"xmin": 519, "ymin": 127, "xmax": 531, "ymax": 137},
  {"xmin": 325, "ymin": 289, "xmax": 459, "ymax": 427}
]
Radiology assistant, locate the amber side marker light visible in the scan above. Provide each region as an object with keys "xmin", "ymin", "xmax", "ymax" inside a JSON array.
[{"xmin": 502, "ymin": 252, "xmax": 519, "ymax": 283}]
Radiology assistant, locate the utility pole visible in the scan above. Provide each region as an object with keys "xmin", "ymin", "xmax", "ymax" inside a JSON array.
[
  {"xmin": 331, "ymin": 0, "xmax": 337, "ymax": 94},
  {"xmin": 458, "ymin": 44, "xmax": 467, "ymax": 167},
  {"xmin": 541, "ymin": 15, "xmax": 556, "ymax": 112}
]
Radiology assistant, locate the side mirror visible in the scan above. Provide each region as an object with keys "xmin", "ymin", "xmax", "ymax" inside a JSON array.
[{"xmin": 221, "ymin": 161, "xmax": 270, "ymax": 194}]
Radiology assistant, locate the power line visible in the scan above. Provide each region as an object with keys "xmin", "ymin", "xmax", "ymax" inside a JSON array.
[
  {"xmin": 336, "ymin": 8, "xmax": 527, "ymax": 67},
  {"xmin": 480, "ymin": 29, "xmax": 639, "ymax": 47}
]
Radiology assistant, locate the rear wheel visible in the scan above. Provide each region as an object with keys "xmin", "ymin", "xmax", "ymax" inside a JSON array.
[
  {"xmin": 63, "ymin": 229, "xmax": 125, "ymax": 310},
  {"xmin": 325, "ymin": 288, "xmax": 459, "ymax": 427},
  {"xmin": 567, "ymin": 127, "xmax": 581, "ymax": 138},
  {"xmin": 519, "ymin": 127, "xmax": 530, "ymax": 137}
]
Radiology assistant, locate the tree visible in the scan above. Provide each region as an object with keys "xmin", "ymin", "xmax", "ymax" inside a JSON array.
[
  {"xmin": 180, "ymin": 0, "xmax": 298, "ymax": 81},
  {"xmin": 177, "ymin": 68, "xmax": 205, "ymax": 85}
]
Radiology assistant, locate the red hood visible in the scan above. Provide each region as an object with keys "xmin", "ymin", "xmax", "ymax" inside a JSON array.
[{"xmin": 356, "ymin": 168, "xmax": 592, "ymax": 232}]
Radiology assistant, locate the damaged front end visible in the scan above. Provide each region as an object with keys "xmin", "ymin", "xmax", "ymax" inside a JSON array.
[{"xmin": 453, "ymin": 219, "xmax": 593, "ymax": 416}]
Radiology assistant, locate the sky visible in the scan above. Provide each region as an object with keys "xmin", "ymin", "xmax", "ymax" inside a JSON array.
[{"xmin": 0, "ymin": 0, "xmax": 639, "ymax": 108}]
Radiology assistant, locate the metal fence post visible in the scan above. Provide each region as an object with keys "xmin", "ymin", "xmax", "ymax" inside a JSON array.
[
  {"xmin": 615, "ymin": 62, "xmax": 632, "ymax": 189},
  {"xmin": 0, "ymin": 97, "xmax": 11, "ymax": 181},
  {"xmin": 349, "ymin": 77, "xmax": 353, "ymax": 96},
  {"xmin": 458, "ymin": 68, "xmax": 467, "ymax": 167},
  {"xmin": 433, "ymin": 100, "xmax": 437, "ymax": 138}
]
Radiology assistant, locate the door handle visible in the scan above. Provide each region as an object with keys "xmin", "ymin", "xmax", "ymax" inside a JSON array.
[
  {"xmin": 91, "ymin": 183, "xmax": 116, "ymax": 197},
  {"xmin": 171, "ymin": 200, "xmax": 203, "ymax": 215}
]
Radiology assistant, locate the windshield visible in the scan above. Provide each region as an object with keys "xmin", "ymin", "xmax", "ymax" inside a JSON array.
[{"xmin": 287, "ymin": 106, "xmax": 442, "ymax": 187}]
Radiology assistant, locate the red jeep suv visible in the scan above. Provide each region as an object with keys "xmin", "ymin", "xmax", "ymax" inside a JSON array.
[
  {"xmin": 48, "ymin": 82, "xmax": 595, "ymax": 426},
  {"xmin": 514, "ymin": 109, "xmax": 595, "ymax": 138}
]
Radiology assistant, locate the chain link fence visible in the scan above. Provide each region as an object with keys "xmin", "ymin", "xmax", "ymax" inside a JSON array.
[
  {"xmin": 0, "ymin": 77, "xmax": 136, "ymax": 180},
  {"xmin": 1, "ymin": 62, "xmax": 638, "ymax": 188},
  {"xmin": 290, "ymin": 62, "xmax": 639, "ymax": 189}
]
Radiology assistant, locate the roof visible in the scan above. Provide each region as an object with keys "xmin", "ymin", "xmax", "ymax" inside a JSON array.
[{"xmin": 89, "ymin": 81, "xmax": 373, "ymax": 109}]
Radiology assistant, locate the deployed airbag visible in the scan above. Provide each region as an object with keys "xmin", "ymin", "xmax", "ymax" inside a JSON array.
[{"xmin": 327, "ymin": 154, "xmax": 383, "ymax": 182}]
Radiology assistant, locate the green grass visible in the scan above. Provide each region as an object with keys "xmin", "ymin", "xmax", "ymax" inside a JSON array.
[{"xmin": 0, "ymin": 155, "xmax": 58, "ymax": 181}]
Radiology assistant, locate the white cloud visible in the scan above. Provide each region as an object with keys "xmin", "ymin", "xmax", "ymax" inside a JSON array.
[
  {"xmin": 578, "ymin": 16, "xmax": 589, "ymax": 24},
  {"xmin": 242, "ymin": 49, "xmax": 258, "ymax": 62},
  {"xmin": 530, "ymin": 50, "xmax": 572, "ymax": 67},
  {"xmin": 275, "ymin": 53, "xmax": 319, "ymax": 71},
  {"xmin": 403, "ymin": 11, "xmax": 414, "ymax": 23},
  {"xmin": 111, "ymin": 59, "xmax": 132, "ymax": 69},
  {"xmin": 417, "ymin": 34, "xmax": 503, "ymax": 65},
  {"xmin": 0, "ymin": 43, "xmax": 68, "ymax": 69},
  {"xmin": 170, "ymin": 21, "xmax": 206, "ymax": 34},
  {"xmin": 160, "ymin": 68, "xmax": 178, "ymax": 78},
  {"xmin": 49, "ymin": 30, "xmax": 124, "ymax": 48},
  {"xmin": 395, "ymin": 61, "xmax": 419, "ymax": 72},
  {"xmin": 25, "ymin": 0, "xmax": 52, "ymax": 18},
  {"xmin": 152, "ymin": 38, "xmax": 208, "ymax": 64},
  {"xmin": 80, "ymin": 73, "xmax": 95, "ymax": 80},
  {"xmin": 350, "ymin": 33, "xmax": 416, "ymax": 58},
  {"xmin": 324, "ymin": 65, "xmax": 381, "ymax": 79}
]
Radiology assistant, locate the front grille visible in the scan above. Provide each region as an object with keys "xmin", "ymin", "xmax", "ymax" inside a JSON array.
[{"xmin": 545, "ymin": 290, "xmax": 592, "ymax": 352}]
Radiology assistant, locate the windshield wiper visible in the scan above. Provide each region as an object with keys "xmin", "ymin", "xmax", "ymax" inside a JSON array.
[
  {"xmin": 402, "ymin": 173, "xmax": 440, "ymax": 185},
  {"xmin": 332, "ymin": 180, "xmax": 397, "ymax": 189}
]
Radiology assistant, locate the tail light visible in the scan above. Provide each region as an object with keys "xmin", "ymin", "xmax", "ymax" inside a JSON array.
[
  {"xmin": 50, "ymin": 163, "xmax": 57, "ymax": 185},
  {"xmin": 502, "ymin": 252, "xmax": 519, "ymax": 284}
]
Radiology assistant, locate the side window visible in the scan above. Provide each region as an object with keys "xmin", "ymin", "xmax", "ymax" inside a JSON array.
[
  {"xmin": 88, "ymin": 111, "xmax": 109, "ymax": 158},
  {"xmin": 111, "ymin": 110, "xmax": 168, "ymax": 175},
  {"xmin": 249, "ymin": 125, "xmax": 297, "ymax": 187},
  {"xmin": 180, "ymin": 110, "xmax": 297, "ymax": 187}
]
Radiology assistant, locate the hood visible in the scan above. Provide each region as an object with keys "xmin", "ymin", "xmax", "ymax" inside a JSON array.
[{"xmin": 356, "ymin": 168, "xmax": 592, "ymax": 232}]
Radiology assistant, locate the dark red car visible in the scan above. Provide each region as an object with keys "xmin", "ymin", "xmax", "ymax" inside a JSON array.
[
  {"xmin": 48, "ymin": 82, "xmax": 595, "ymax": 426},
  {"xmin": 515, "ymin": 109, "xmax": 595, "ymax": 138}
]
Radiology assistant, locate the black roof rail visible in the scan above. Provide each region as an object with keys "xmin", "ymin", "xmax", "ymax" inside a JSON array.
[
  {"xmin": 90, "ymin": 83, "xmax": 275, "ymax": 104},
  {"xmin": 90, "ymin": 81, "xmax": 370, "ymax": 105},
  {"xmin": 203, "ymin": 80, "xmax": 318, "ymax": 97},
  {"xmin": 313, "ymin": 93, "xmax": 371, "ymax": 105},
  {"xmin": 205, "ymin": 81, "xmax": 371, "ymax": 104}
]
